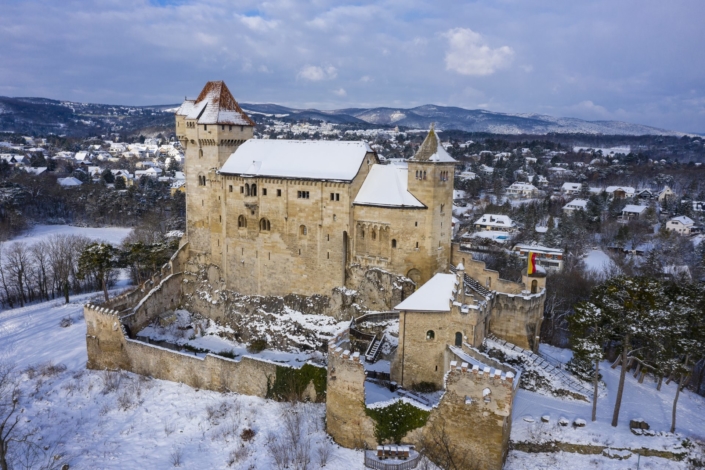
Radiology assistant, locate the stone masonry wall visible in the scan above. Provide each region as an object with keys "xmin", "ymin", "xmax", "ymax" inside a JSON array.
[
  {"xmin": 489, "ymin": 292, "xmax": 545, "ymax": 352},
  {"xmin": 326, "ymin": 341, "xmax": 377, "ymax": 449},
  {"xmin": 84, "ymin": 304, "xmax": 323, "ymax": 400},
  {"xmin": 326, "ymin": 343, "xmax": 517, "ymax": 470}
]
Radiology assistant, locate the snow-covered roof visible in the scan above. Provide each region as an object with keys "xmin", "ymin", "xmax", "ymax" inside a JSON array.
[
  {"xmin": 409, "ymin": 128, "xmax": 457, "ymax": 163},
  {"xmin": 394, "ymin": 273, "xmax": 456, "ymax": 312},
  {"xmin": 669, "ymin": 216, "xmax": 694, "ymax": 225},
  {"xmin": 507, "ymin": 182, "xmax": 537, "ymax": 191},
  {"xmin": 513, "ymin": 244, "xmax": 563, "ymax": 254},
  {"xmin": 474, "ymin": 214, "xmax": 515, "ymax": 227},
  {"xmin": 622, "ymin": 204, "xmax": 647, "ymax": 214},
  {"xmin": 176, "ymin": 81, "xmax": 255, "ymax": 126},
  {"xmin": 563, "ymin": 199, "xmax": 588, "ymax": 209},
  {"xmin": 605, "ymin": 185, "xmax": 635, "ymax": 195},
  {"xmin": 57, "ymin": 177, "xmax": 83, "ymax": 187},
  {"xmin": 220, "ymin": 140, "xmax": 373, "ymax": 181},
  {"xmin": 353, "ymin": 163, "xmax": 424, "ymax": 208},
  {"xmin": 561, "ymin": 182, "xmax": 581, "ymax": 191}
]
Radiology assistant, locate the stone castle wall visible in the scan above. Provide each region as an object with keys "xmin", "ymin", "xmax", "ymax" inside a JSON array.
[
  {"xmin": 326, "ymin": 343, "xmax": 517, "ymax": 470},
  {"xmin": 451, "ymin": 243, "xmax": 546, "ymax": 351},
  {"xmin": 84, "ymin": 304, "xmax": 323, "ymax": 399}
]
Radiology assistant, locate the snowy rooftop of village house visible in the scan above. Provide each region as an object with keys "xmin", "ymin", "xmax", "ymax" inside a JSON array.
[
  {"xmin": 176, "ymin": 81, "xmax": 255, "ymax": 126},
  {"xmin": 670, "ymin": 215, "xmax": 695, "ymax": 225},
  {"xmin": 219, "ymin": 139, "xmax": 374, "ymax": 181},
  {"xmin": 605, "ymin": 185, "xmax": 636, "ymax": 195},
  {"xmin": 394, "ymin": 273, "xmax": 457, "ymax": 312},
  {"xmin": 353, "ymin": 163, "xmax": 424, "ymax": 208},
  {"xmin": 474, "ymin": 213, "xmax": 516, "ymax": 227},
  {"xmin": 563, "ymin": 198, "xmax": 588, "ymax": 209},
  {"xmin": 622, "ymin": 204, "xmax": 647, "ymax": 214}
]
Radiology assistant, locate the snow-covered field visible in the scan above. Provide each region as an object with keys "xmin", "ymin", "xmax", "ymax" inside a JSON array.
[
  {"xmin": 0, "ymin": 295, "xmax": 365, "ymax": 469},
  {"xmin": 583, "ymin": 249, "xmax": 614, "ymax": 275},
  {"xmin": 7, "ymin": 224, "xmax": 133, "ymax": 247}
]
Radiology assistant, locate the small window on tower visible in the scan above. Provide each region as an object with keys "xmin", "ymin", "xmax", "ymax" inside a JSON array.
[
  {"xmin": 277, "ymin": 189, "xmax": 282, "ymax": 197},
  {"xmin": 229, "ymin": 185, "xmax": 233, "ymax": 193},
  {"xmin": 262, "ymin": 188, "xmax": 267, "ymax": 196}
]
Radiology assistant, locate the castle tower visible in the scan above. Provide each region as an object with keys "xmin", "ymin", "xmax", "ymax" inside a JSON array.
[
  {"xmin": 407, "ymin": 126, "xmax": 457, "ymax": 282},
  {"xmin": 175, "ymin": 81, "xmax": 255, "ymax": 256}
]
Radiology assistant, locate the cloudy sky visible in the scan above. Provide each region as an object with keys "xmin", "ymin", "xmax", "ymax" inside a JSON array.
[{"xmin": 1, "ymin": 0, "xmax": 704, "ymax": 132}]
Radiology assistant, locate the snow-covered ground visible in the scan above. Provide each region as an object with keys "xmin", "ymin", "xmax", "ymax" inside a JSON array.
[
  {"xmin": 0, "ymin": 295, "xmax": 365, "ymax": 469},
  {"xmin": 582, "ymin": 249, "xmax": 614, "ymax": 275},
  {"xmin": 510, "ymin": 344, "xmax": 705, "ymax": 468},
  {"xmin": 135, "ymin": 309, "xmax": 341, "ymax": 367},
  {"xmin": 7, "ymin": 224, "xmax": 133, "ymax": 246}
]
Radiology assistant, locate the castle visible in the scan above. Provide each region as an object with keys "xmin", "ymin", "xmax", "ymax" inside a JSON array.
[
  {"xmin": 175, "ymin": 80, "xmax": 454, "ymax": 295},
  {"xmin": 84, "ymin": 81, "xmax": 547, "ymax": 470}
]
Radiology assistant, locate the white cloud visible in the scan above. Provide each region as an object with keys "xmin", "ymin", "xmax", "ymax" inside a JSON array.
[
  {"xmin": 359, "ymin": 75, "xmax": 373, "ymax": 83},
  {"xmin": 297, "ymin": 65, "xmax": 338, "ymax": 81},
  {"xmin": 238, "ymin": 15, "xmax": 279, "ymax": 32},
  {"xmin": 444, "ymin": 28, "xmax": 514, "ymax": 76},
  {"xmin": 333, "ymin": 88, "xmax": 347, "ymax": 96},
  {"xmin": 571, "ymin": 100, "xmax": 611, "ymax": 118}
]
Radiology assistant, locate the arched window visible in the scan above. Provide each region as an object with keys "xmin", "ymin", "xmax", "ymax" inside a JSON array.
[
  {"xmin": 531, "ymin": 279, "xmax": 538, "ymax": 294},
  {"xmin": 238, "ymin": 215, "xmax": 247, "ymax": 228},
  {"xmin": 251, "ymin": 184, "xmax": 257, "ymax": 197},
  {"xmin": 300, "ymin": 225, "xmax": 307, "ymax": 236},
  {"xmin": 198, "ymin": 149, "xmax": 203, "ymax": 158},
  {"xmin": 245, "ymin": 184, "xmax": 250, "ymax": 196},
  {"xmin": 259, "ymin": 218, "xmax": 270, "ymax": 231},
  {"xmin": 426, "ymin": 330, "xmax": 435, "ymax": 341},
  {"xmin": 361, "ymin": 229, "xmax": 365, "ymax": 239},
  {"xmin": 455, "ymin": 332, "xmax": 463, "ymax": 347},
  {"xmin": 371, "ymin": 229, "xmax": 376, "ymax": 240},
  {"xmin": 198, "ymin": 175, "xmax": 206, "ymax": 186},
  {"xmin": 423, "ymin": 171, "xmax": 427, "ymax": 180},
  {"xmin": 391, "ymin": 239, "xmax": 397, "ymax": 248}
]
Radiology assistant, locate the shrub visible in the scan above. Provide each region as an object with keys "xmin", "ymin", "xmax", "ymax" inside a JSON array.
[
  {"xmin": 411, "ymin": 381, "xmax": 439, "ymax": 394},
  {"xmin": 365, "ymin": 401, "xmax": 430, "ymax": 444},
  {"xmin": 240, "ymin": 428, "xmax": 255, "ymax": 442},
  {"xmin": 247, "ymin": 338, "xmax": 267, "ymax": 354}
]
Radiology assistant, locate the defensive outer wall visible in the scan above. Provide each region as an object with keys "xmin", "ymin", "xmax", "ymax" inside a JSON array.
[
  {"xmin": 326, "ymin": 328, "xmax": 518, "ymax": 470},
  {"xmin": 84, "ymin": 242, "xmax": 324, "ymax": 400}
]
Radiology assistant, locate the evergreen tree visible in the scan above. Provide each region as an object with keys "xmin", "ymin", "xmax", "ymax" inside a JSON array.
[
  {"xmin": 569, "ymin": 301, "xmax": 608, "ymax": 421},
  {"xmin": 102, "ymin": 169, "xmax": 115, "ymax": 184},
  {"xmin": 543, "ymin": 216, "xmax": 560, "ymax": 247},
  {"xmin": 586, "ymin": 276, "xmax": 666, "ymax": 427},
  {"xmin": 77, "ymin": 243, "xmax": 120, "ymax": 301},
  {"xmin": 114, "ymin": 176, "xmax": 126, "ymax": 190}
]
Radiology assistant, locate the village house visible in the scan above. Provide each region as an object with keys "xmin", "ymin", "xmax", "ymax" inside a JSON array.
[
  {"xmin": 619, "ymin": 204, "xmax": 648, "ymax": 222},
  {"xmin": 605, "ymin": 185, "xmax": 635, "ymax": 199},
  {"xmin": 666, "ymin": 216, "xmax": 698, "ymax": 235},
  {"xmin": 506, "ymin": 182, "xmax": 538, "ymax": 198},
  {"xmin": 563, "ymin": 199, "xmax": 588, "ymax": 213},
  {"xmin": 658, "ymin": 186, "xmax": 676, "ymax": 202},
  {"xmin": 474, "ymin": 214, "xmax": 516, "ymax": 232},
  {"xmin": 512, "ymin": 243, "xmax": 565, "ymax": 272}
]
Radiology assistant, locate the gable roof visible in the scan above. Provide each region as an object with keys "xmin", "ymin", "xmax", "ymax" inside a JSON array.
[
  {"xmin": 409, "ymin": 128, "xmax": 457, "ymax": 163},
  {"xmin": 394, "ymin": 273, "xmax": 457, "ymax": 312},
  {"xmin": 474, "ymin": 214, "xmax": 515, "ymax": 227},
  {"xmin": 176, "ymin": 81, "xmax": 255, "ymax": 126},
  {"xmin": 220, "ymin": 139, "xmax": 373, "ymax": 181},
  {"xmin": 353, "ymin": 163, "xmax": 424, "ymax": 208},
  {"xmin": 622, "ymin": 204, "xmax": 647, "ymax": 214},
  {"xmin": 669, "ymin": 216, "xmax": 694, "ymax": 225}
]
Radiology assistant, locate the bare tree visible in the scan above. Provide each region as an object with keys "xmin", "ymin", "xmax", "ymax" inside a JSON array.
[
  {"xmin": 0, "ymin": 363, "xmax": 20, "ymax": 470},
  {"xmin": 419, "ymin": 421, "xmax": 478, "ymax": 470},
  {"xmin": 5, "ymin": 242, "xmax": 31, "ymax": 307}
]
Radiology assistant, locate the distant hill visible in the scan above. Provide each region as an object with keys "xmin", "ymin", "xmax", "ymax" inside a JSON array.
[
  {"xmin": 0, "ymin": 96, "xmax": 174, "ymax": 137},
  {"xmin": 241, "ymin": 103, "xmax": 684, "ymax": 136},
  {"xmin": 0, "ymin": 95, "xmax": 685, "ymax": 137}
]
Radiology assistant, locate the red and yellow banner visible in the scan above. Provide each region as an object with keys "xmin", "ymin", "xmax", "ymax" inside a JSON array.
[{"xmin": 527, "ymin": 252, "xmax": 537, "ymax": 275}]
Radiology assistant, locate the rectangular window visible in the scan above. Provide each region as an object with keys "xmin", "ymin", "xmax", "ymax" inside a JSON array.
[
  {"xmin": 336, "ymin": 193, "xmax": 340, "ymax": 201},
  {"xmin": 277, "ymin": 189, "xmax": 282, "ymax": 197},
  {"xmin": 330, "ymin": 193, "xmax": 334, "ymax": 201},
  {"xmin": 229, "ymin": 125, "xmax": 232, "ymax": 131},
  {"xmin": 240, "ymin": 186, "xmax": 244, "ymax": 194},
  {"xmin": 297, "ymin": 191, "xmax": 310, "ymax": 199},
  {"xmin": 204, "ymin": 125, "xmax": 207, "ymax": 130},
  {"xmin": 262, "ymin": 188, "xmax": 267, "ymax": 196},
  {"xmin": 229, "ymin": 185, "xmax": 233, "ymax": 192}
]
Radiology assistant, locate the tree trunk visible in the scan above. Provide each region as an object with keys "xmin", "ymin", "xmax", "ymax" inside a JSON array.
[
  {"xmin": 63, "ymin": 281, "xmax": 70, "ymax": 304},
  {"xmin": 671, "ymin": 356, "xmax": 689, "ymax": 433},
  {"xmin": 611, "ymin": 336, "xmax": 629, "ymax": 427},
  {"xmin": 592, "ymin": 359, "xmax": 599, "ymax": 422},
  {"xmin": 102, "ymin": 274, "xmax": 109, "ymax": 302},
  {"xmin": 657, "ymin": 375, "xmax": 663, "ymax": 391}
]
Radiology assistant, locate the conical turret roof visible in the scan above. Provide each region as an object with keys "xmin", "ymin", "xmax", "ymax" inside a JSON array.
[
  {"xmin": 176, "ymin": 81, "xmax": 254, "ymax": 126},
  {"xmin": 409, "ymin": 125, "xmax": 457, "ymax": 163}
]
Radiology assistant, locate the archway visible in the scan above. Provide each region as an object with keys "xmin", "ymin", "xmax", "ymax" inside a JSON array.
[
  {"xmin": 407, "ymin": 269, "xmax": 422, "ymax": 289},
  {"xmin": 455, "ymin": 332, "xmax": 463, "ymax": 347}
]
